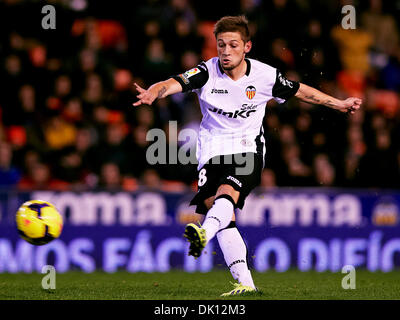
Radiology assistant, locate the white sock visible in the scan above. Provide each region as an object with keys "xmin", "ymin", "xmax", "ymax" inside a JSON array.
[
  {"xmin": 217, "ymin": 226, "xmax": 256, "ymax": 289},
  {"xmin": 202, "ymin": 197, "xmax": 234, "ymax": 243}
]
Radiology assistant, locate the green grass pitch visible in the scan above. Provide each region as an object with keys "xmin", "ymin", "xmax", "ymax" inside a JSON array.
[{"xmin": 0, "ymin": 270, "xmax": 399, "ymax": 300}]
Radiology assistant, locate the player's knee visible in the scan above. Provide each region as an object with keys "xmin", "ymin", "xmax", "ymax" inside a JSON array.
[
  {"xmin": 204, "ymin": 196, "xmax": 215, "ymax": 210},
  {"xmin": 216, "ymin": 184, "xmax": 240, "ymax": 204}
]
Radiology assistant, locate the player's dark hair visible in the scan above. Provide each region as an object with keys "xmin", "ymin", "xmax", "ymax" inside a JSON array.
[{"xmin": 213, "ymin": 15, "xmax": 250, "ymax": 43}]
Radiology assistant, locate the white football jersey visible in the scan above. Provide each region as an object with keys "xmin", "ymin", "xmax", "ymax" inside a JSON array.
[{"xmin": 173, "ymin": 57, "xmax": 299, "ymax": 169}]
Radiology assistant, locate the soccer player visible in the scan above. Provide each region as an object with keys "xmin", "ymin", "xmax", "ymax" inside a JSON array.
[{"xmin": 133, "ymin": 15, "xmax": 361, "ymax": 296}]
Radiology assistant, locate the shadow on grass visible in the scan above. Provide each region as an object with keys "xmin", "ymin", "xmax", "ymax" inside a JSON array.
[{"xmin": 41, "ymin": 288, "xmax": 57, "ymax": 295}]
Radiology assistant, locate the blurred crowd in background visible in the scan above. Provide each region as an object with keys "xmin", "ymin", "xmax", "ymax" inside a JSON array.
[{"xmin": 0, "ymin": 0, "xmax": 400, "ymax": 192}]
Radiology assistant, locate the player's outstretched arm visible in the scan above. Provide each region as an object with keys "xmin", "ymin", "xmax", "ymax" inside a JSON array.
[
  {"xmin": 133, "ymin": 78, "xmax": 182, "ymax": 107},
  {"xmin": 295, "ymin": 83, "xmax": 362, "ymax": 114}
]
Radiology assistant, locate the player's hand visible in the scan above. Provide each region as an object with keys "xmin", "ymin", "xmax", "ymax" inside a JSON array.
[
  {"xmin": 132, "ymin": 83, "xmax": 157, "ymax": 107},
  {"xmin": 340, "ymin": 97, "xmax": 362, "ymax": 114}
]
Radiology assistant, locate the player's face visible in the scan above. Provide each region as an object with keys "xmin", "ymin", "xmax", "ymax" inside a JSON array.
[{"xmin": 216, "ymin": 32, "xmax": 251, "ymax": 71}]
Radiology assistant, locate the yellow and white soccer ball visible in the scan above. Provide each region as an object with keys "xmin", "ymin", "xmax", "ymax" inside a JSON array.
[{"xmin": 16, "ymin": 200, "xmax": 63, "ymax": 245}]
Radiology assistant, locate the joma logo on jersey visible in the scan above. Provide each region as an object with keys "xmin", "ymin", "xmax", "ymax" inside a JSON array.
[
  {"xmin": 208, "ymin": 107, "xmax": 256, "ymax": 118},
  {"xmin": 245, "ymin": 85, "xmax": 256, "ymax": 99},
  {"xmin": 211, "ymin": 88, "xmax": 228, "ymax": 94}
]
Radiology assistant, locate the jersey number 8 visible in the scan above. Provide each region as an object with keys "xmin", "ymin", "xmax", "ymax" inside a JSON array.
[{"xmin": 198, "ymin": 168, "xmax": 207, "ymax": 187}]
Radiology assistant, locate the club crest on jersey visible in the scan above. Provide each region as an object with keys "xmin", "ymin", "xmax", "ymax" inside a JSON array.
[{"xmin": 245, "ymin": 86, "xmax": 256, "ymax": 100}]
